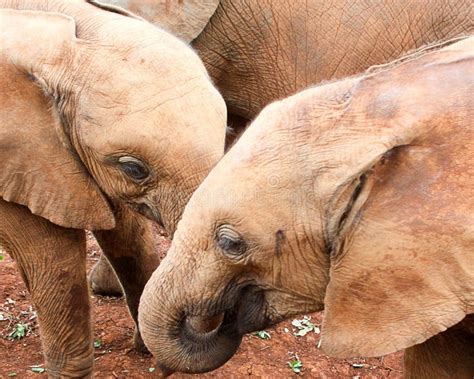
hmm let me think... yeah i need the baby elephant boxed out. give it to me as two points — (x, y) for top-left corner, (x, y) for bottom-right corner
(139, 36), (474, 377)
(0, 1), (225, 377)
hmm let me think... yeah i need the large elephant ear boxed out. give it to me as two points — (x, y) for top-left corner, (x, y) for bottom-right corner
(102, 0), (220, 42)
(318, 42), (474, 358)
(0, 9), (115, 230)
(320, 154), (474, 357)
(86, 0), (144, 19)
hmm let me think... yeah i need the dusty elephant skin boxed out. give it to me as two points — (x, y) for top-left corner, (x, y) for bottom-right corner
(114, 0), (473, 119)
(90, 0), (474, 295)
(138, 37), (474, 377)
(0, 0), (225, 376)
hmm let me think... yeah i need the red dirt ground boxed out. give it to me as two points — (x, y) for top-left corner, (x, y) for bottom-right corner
(0, 233), (403, 378)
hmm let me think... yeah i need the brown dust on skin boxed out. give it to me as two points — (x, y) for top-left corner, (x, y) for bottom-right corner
(1, 0), (226, 375)
(136, 37), (473, 375)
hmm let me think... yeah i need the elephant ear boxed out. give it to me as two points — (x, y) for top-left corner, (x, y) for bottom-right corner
(102, 0), (220, 42)
(318, 43), (474, 358)
(86, 0), (144, 19)
(0, 9), (115, 230)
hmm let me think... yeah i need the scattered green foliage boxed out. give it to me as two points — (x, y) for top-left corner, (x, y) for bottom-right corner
(94, 339), (102, 348)
(148, 367), (156, 373)
(288, 355), (303, 374)
(254, 330), (271, 340)
(291, 316), (320, 337)
(31, 366), (45, 374)
(8, 323), (29, 340)
(7, 372), (17, 377)
(6, 298), (15, 305)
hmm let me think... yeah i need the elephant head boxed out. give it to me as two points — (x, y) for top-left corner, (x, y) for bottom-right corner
(0, 4), (226, 233)
(138, 37), (474, 373)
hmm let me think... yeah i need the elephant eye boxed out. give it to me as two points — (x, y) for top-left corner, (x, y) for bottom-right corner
(118, 156), (149, 182)
(216, 225), (247, 258)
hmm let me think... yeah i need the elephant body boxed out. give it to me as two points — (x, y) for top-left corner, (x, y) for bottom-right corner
(117, 0), (474, 119)
(193, 0), (473, 120)
(138, 36), (474, 377)
(0, 0), (225, 376)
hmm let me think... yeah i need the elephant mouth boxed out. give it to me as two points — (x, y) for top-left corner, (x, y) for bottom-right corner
(155, 285), (271, 374)
(130, 201), (165, 228)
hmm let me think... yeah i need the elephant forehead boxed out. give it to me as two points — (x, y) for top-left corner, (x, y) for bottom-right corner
(229, 78), (355, 167)
(79, 81), (226, 163)
(82, 19), (210, 100)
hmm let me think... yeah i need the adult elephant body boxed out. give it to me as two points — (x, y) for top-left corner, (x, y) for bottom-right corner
(0, 0), (225, 376)
(117, 0), (473, 119)
(91, 0), (474, 294)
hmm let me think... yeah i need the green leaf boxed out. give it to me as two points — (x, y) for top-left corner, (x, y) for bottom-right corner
(294, 329), (309, 337)
(254, 330), (271, 340)
(9, 323), (28, 340)
(31, 367), (46, 374)
(148, 368), (156, 373)
(8, 372), (17, 377)
(288, 359), (303, 374)
(291, 319), (303, 328)
(94, 339), (102, 348)
(0, 254), (4, 261)
(292, 316), (320, 337)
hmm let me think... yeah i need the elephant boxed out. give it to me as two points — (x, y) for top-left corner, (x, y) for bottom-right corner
(91, 0), (474, 295)
(0, 1), (225, 376)
(138, 36), (474, 377)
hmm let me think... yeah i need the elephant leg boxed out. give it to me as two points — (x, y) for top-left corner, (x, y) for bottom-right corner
(89, 253), (123, 296)
(404, 315), (474, 379)
(0, 200), (93, 377)
(92, 203), (160, 352)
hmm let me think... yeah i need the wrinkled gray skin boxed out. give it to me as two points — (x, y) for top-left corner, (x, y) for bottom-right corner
(191, 0), (473, 119)
(92, 0), (474, 295)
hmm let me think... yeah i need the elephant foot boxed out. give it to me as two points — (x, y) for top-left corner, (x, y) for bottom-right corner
(134, 328), (151, 354)
(46, 357), (93, 379)
(89, 255), (123, 296)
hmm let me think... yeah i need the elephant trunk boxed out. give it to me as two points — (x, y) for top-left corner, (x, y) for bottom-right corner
(138, 251), (242, 374)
